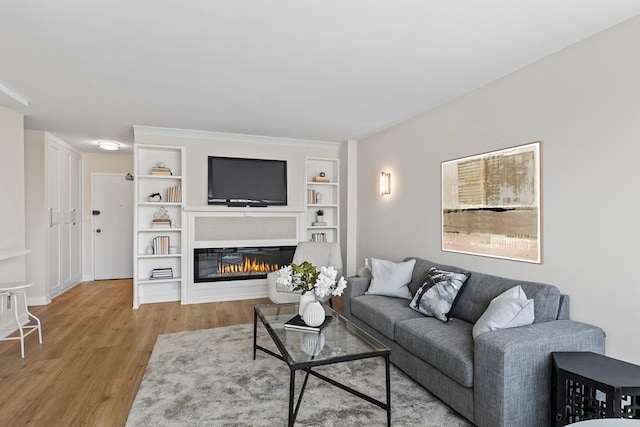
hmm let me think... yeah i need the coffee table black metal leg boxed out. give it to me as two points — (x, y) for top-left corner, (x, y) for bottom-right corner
(289, 369), (296, 426)
(385, 354), (391, 426)
(253, 308), (257, 360)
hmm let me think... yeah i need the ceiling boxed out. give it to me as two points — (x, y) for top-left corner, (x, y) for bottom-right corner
(2, 1), (640, 153)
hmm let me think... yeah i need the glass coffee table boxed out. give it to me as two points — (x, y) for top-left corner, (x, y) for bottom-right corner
(253, 302), (391, 427)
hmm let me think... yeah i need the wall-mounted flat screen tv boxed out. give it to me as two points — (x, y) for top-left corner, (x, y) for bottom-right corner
(208, 156), (287, 206)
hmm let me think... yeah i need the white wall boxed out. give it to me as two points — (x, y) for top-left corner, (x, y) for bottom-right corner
(357, 16), (640, 364)
(81, 153), (133, 280)
(0, 107), (27, 278)
(0, 106), (27, 330)
(23, 130), (47, 304)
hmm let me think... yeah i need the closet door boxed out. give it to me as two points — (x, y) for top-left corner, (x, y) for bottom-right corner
(67, 151), (82, 287)
(60, 147), (82, 290)
(48, 142), (62, 298)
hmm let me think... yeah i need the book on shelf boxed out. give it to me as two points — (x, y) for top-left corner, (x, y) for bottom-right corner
(150, 267), (173, 279)
(152, 219), (172, 228)
(312, 221), (327, 226)
(166, 186), (182, 203)
(307, 189), (324, 204)
(151, 167), (172, 175)
(313, 176), (330, 183)
(152, 236), (170, 254)
(284, 314), (332, 333)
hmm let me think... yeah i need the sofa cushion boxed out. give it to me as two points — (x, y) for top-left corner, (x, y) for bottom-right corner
(366, 258), (415, 299)
(448, 271), (561, 324)
(472, 285), (534, 340)
(404, 257), (562, 324)
(409, 267), (470, 322)
(350, 295), (424, 340)
(395, 317), (475, 388)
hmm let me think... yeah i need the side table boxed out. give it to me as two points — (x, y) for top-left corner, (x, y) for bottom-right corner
(552, 352), (640, 426)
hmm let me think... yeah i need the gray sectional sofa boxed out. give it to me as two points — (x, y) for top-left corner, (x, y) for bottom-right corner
(343, 257), (606, 427)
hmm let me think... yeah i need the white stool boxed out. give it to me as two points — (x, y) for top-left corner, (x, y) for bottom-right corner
(0, 283), (43, 358)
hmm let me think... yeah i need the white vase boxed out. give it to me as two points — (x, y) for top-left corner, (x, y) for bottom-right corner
(303, 301), (326, 327)
(299, 292), (316, 316)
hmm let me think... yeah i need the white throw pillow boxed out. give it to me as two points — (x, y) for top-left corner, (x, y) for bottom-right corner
(365, 258), (416, 299)
(472, 285), (534, 340)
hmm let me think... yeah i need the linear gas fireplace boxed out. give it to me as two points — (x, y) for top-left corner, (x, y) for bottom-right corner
(194, 246), (296, 283)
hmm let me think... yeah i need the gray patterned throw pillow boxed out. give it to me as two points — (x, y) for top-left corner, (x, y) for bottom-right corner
(410, 267), (470, 322)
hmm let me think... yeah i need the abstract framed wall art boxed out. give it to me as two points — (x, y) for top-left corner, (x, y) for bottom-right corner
(441, 142), (541, 263)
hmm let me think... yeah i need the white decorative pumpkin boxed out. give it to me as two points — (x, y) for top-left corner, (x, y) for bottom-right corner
(303, 301), (326, 327)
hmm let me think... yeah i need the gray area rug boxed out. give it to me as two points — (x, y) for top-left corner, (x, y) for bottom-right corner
(127, 323), (472, 426)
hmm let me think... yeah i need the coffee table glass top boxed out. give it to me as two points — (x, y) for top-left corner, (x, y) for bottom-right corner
(254, 303), (389, 367)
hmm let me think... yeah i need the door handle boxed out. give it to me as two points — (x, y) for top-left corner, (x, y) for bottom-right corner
(96, 229), (102, 233)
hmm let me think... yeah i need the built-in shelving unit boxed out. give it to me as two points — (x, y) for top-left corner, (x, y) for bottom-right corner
(305, 157), (339, 243)
(133, 144), (186, 308)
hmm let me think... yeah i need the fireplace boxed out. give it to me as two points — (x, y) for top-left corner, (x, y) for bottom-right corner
(194, 246), (296, 283)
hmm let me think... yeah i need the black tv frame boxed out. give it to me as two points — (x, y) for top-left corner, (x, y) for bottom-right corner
(207, 156), (288, 207)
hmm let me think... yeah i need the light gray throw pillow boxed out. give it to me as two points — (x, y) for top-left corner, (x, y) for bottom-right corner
(472, 285), (535, 340)
(365, 258), (415, 299)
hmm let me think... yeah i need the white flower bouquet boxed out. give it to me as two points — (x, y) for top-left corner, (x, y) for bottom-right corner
(275, 261), (347, 299)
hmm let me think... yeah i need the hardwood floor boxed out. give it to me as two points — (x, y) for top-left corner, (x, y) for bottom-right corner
(0, 279), (280, 427)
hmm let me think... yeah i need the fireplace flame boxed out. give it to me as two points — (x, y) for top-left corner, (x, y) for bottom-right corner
(218, 258), (280, 275)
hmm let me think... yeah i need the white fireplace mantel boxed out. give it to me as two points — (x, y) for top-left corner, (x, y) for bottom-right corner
(182, 209), (305, 304)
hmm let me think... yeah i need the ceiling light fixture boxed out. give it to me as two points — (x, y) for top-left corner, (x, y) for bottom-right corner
(97, 140), (120, 151)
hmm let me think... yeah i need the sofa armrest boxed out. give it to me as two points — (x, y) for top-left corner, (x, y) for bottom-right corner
(343, 276), (370, 319)
(474, 320), (605, 427)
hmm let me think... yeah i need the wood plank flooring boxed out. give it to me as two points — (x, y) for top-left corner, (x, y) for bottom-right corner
(0, 279), (341, 426)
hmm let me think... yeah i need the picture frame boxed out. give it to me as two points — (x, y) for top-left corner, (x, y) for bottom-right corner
(441, 141), (541, 263)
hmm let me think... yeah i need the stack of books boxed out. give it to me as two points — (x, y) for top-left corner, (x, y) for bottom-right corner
(307, 189), (318, 204)
(313, 175), (330, 183)
(152, 219), (172, 228)
(312, 221), (327, 226)
(167, 186), (181, 203)
(151, 166), (172, 175)
(152, 236), (170, 254)
(284, 314), (332, 333)
(150, 267), (173, 279)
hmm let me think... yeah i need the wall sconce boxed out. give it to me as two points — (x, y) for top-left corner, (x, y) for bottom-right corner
(380, 172), (391, 196)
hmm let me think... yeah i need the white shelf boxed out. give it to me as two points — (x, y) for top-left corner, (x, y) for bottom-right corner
(133, 144), (186, 308)
(138, 202), (182, 206)
(0, 250), (30, 261)
(138, 254), (182, 258)
(138, 174), (183, 179)
(305, 157), (339, 243)
(306, 181), (337, 186)
(137, 276), (182, 285)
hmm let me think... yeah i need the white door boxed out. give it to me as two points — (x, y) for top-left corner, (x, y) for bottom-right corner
(48, 143), (62, 297)
(93, 174), (134, 280)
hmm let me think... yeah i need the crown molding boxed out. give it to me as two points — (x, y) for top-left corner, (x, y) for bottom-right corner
(133, 126), (341, 149)
(0, 80), (29, 108)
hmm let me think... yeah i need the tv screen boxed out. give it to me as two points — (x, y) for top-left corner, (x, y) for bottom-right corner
(208, 156), (287, 206)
